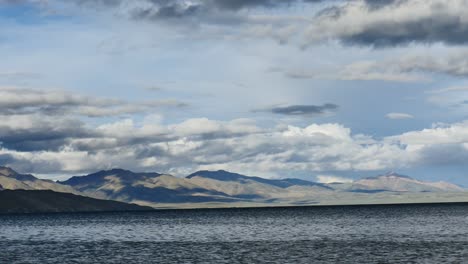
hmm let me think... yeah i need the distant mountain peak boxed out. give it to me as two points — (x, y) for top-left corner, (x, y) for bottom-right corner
(355, 172), (464, 193)
(0, 166), (17, 177)
(383, 171), (411, 178)
(85, 168), (141, 179)
(61, 168), (163, 187)
(186, 170), (246, 180)
(0, 166), (37, 181)
(99, 168), (133, 174)
(97, 168), (164, 177)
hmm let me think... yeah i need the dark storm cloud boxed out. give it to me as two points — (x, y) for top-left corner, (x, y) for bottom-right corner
(260, 103), (339, 116)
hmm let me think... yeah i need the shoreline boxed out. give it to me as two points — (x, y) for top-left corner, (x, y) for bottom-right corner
(2, 200), (468, 215)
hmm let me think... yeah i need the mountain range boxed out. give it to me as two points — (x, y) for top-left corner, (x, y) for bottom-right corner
(0, 167), (78, 194)
(0, 167), (152, 213)
(0, 166), (466, 209)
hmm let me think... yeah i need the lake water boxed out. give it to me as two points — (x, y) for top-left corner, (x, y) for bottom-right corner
(1, 203), (468, 263)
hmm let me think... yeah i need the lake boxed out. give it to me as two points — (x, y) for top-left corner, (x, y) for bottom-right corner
(1, 203), (468, 263)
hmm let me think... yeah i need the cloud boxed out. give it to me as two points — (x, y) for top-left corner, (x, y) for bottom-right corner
(3, 0), (409, 48)
(426, 85), (468, 109)
(0, 113), (94, 152)
(388, 121), (468, 145)
(0, 87), (117, 113)
(428, 86), (468, 94)
(416, 143), (468, 166)
(394, 51), (468, 78)
(63, 0), (324, 23)
(73, 0), (326, 13)
(77, 100), (188, 117)
(207, 0), (327, 11)
(283, 49), (468, 83)
(316, 175), (353, 184)
(144, 86), (164, 92)
(0, 119), (409, 175)
(8, 0), (325, 41)
(0, 87), (187, 117)
(0, 87), (188, 152)
(305, 0), (468, 47)
(284, 61), (428, 82)
(257, 103), (339, 116)
(3, 1), (468, 178)
(169, 118), (261, 138)
(386, 112), (414, 120)
(0, 108), (468, 178)
(12, 0), (463, 50)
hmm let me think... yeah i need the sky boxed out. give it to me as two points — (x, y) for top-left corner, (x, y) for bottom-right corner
(1, 0), (468, 184)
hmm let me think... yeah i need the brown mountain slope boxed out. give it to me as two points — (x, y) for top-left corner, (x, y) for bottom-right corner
(0, 167), (79, 194)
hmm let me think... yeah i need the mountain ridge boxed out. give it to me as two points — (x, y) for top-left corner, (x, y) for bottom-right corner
(1, 166), (466, 209)
(0, 166), (80, 194)
(187, 170), (332, 189)
(60, 167), (465, 207)
(353, 172), (464, 192)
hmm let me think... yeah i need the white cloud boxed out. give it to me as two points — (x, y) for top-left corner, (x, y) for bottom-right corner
(386, 113), (414, 120)
(0, 119), (408, 175)
(388, 121), (468, 145)
(0, 111), (467, 178)
(0, 88), (467, 179)
(316, 175), (353, 184)
(304, 0), (468, 47)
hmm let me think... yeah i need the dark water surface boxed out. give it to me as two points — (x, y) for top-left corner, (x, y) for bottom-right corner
(1, 203), (468, 263)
